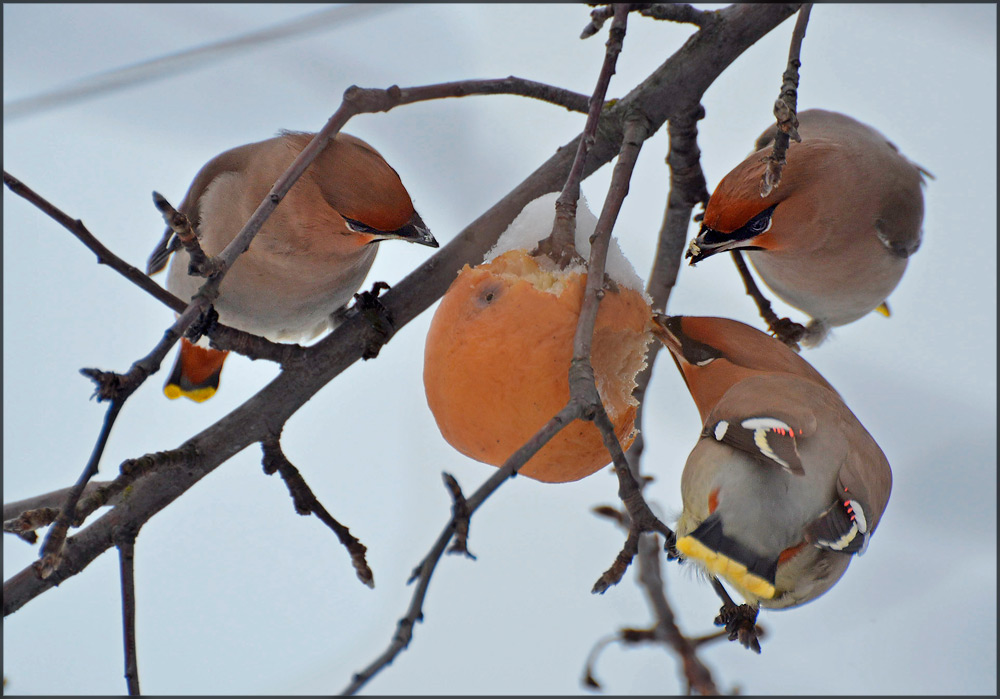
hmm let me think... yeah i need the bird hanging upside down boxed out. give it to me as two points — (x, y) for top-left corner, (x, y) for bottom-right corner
(653, 314), (892, 613)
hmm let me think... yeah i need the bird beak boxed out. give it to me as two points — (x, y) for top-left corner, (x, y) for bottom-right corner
(685, 226), (745, 265)
(650, 313), (683, 355)
(354, 211), (439, 248)
(380, 211), (439, 248)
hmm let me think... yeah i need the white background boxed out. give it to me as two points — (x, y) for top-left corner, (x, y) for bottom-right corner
(4, 4), (996, 695)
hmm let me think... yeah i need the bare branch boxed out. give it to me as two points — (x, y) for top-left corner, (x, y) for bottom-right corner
(4, 481), (113, 522)
(260, 438), (374, 588)
(636, 4), (718, 28)
(117, 534), (140, 695)
(626, 102), (710, 495)
(151, 192), (221, 277)
(344, 403), (582, 695)
(538, 5), (630, 268)
(636, 534), (719, 694)
(4, 508), (57, 544)
(583, 3), (716, 39)
(581, 632), (621, 689)
(2, 171), (187, 314)
(761, 3), (812, 196)
(654, 104), (710, 311)
(586, 523), (719, 693)
(593, 528), (642, 594)
(75, 448), (195, 526)
(351, 76), (591, 113)
(729, 250), (806, 349)
(578, 109), (681, 593)
(442, 473), (475, 560)
(596, 101), (717, 689)
(342, 521), (448, 696)
(35, 395), (125, 578)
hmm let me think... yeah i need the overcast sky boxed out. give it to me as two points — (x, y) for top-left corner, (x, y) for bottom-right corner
(3, 4), (996, 696)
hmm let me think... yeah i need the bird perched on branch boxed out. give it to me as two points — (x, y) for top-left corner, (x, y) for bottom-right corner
(147, 130), (437, 402)
(653, 314), (892, 610)
(686, 109), (928, 347)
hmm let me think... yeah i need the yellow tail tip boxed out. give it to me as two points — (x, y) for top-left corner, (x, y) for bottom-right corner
(164, 383), (217, 403)
(676, 535), (777, 600)
(875, 301), (891, 318)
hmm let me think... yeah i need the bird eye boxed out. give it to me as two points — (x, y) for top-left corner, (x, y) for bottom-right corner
(748, 212), (772, 234)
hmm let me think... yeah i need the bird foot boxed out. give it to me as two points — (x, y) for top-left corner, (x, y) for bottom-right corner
(715, 602), (763, 654)
(767, 316), (807, 351)
(186, 306), (221, 343)
(352, 281), (395, 359)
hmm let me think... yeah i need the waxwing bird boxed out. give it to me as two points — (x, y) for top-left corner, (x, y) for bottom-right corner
(652, 314), (892, 610)
(147, 130), (438, 402)
(686, 109), (928, 346)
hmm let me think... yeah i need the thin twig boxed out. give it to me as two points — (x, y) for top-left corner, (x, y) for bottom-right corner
(636, 4), (717, 28)
(580, 537), (718, 694)
(537, 4), (629, 268)
(35, 396), (125, 578)
(117, 533), (141, 695)
(1, 171), (303, 364)
(622, 101), (709, 482)
(552, 6), (677, 592)
(581, 631), (623, 689)
(260, 438), (374, 588)
(591, 103), (714, 691)
(730, 250), (805, 349)
(3, 481), (114, 522)
(343, 404), (582, 695)
(34, 352), (212, 576)
(582, 111), (679, 594)
(3, 508), (58, 544)
(2, 171), (187, 314)
(442, 473), (475, 559)
(636, 534), (718, 694)
(151, 192), (221, 277)
(582, 3), (715, 39)
(760, 3), (812, 196)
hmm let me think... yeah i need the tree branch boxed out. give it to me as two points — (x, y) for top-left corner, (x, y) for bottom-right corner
(729, 249), (806, 349)
(117, 534), (141, 696)
(635, 533), (719, 694)
(537, 5), (629, 268)
(3, 481), (114, 523)
(342, 404), (582, 695)
(260, 437), (374, 588)
(581, 3), (717, 39)
(760, 3), (812, 196)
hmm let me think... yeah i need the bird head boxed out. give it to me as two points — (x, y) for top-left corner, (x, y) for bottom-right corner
(685, 146), (808, 264)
